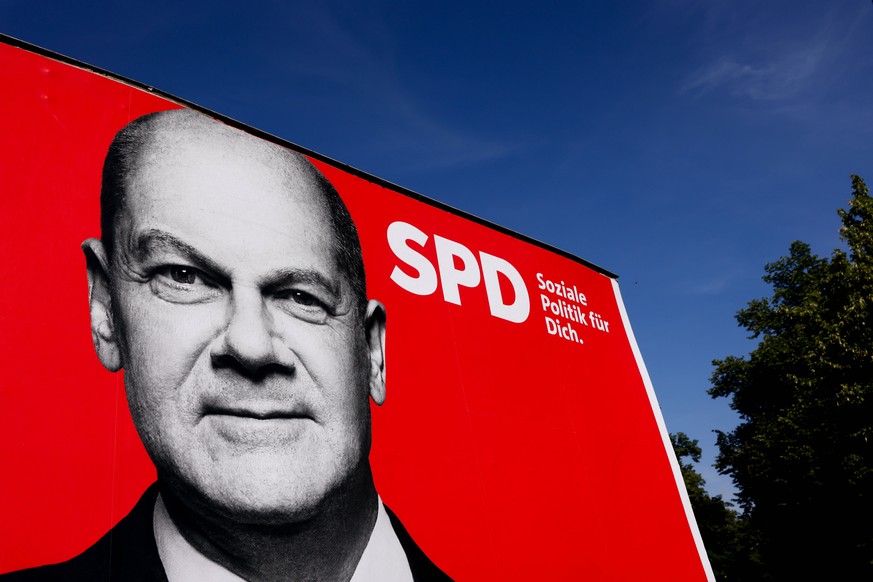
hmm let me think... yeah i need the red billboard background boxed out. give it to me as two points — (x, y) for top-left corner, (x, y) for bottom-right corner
(0, 38), (713, 580)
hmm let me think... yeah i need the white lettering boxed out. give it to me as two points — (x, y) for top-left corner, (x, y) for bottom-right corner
(387, 221), (438, 296)
(535, 272), (587, 306)
(544, 316), (583, 344)
(434, 235), (481, 305)
(388, 221), (531, 324)
(480, 252), (529, 323)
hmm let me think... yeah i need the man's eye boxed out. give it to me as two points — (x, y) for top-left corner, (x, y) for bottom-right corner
(289, 290), (320, 307)
(151, 265), (220, 304)
(274, 289), (331, 323)
(169, 266), (198, 285)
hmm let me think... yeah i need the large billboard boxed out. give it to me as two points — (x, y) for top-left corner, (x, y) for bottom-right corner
(0, 36), (713, 580)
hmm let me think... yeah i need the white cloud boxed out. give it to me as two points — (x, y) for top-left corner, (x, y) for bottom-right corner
(676, 1), (872, 107)
(681, 41), (828, 101)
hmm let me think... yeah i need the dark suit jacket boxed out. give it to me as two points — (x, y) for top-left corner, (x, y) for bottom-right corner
(2, 484), (452, 581)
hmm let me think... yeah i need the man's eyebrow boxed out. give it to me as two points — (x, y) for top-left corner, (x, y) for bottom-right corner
(134, 229), (226, 277)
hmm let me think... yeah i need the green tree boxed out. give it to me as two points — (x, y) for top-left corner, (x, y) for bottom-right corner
(671, 432), (762, 581)
(709, 175), (873, 580)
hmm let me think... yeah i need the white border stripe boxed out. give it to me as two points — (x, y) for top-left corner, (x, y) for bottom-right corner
(611, 278), (716, 582)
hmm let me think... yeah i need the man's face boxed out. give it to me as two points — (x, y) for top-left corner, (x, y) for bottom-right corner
(97, 124), (379, 523)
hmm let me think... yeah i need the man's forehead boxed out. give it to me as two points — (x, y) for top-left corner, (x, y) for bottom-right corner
(123, 115), (330, 214)
(134, 113), (309, 180)
(114, 113), (343, 264)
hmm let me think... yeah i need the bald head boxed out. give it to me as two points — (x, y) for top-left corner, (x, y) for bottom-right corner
(100, 109), (367, 316)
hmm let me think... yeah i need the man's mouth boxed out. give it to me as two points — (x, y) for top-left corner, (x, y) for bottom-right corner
(199, 402), (316, 444)
(201, 396), (316, 420)
(204, 406), (312, 420)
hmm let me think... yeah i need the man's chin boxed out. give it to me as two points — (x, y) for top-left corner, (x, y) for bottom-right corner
(199, 473), (334, 527)
(156, 444), (371, 527)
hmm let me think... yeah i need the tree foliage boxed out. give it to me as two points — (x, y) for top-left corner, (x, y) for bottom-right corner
(671, 433), (762, 581)
(709, 175), (873, 579)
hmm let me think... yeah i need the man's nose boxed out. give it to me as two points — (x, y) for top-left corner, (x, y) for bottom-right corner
(213, 288), (286, 373)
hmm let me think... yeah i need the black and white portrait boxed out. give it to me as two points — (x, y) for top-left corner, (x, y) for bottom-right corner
(1, 109), (451, 582)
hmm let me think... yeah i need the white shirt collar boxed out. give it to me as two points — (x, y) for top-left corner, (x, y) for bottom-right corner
(349, 500), (413, 582)
(153, 494), (413, 582)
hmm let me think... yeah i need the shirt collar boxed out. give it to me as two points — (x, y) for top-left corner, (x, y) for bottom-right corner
(349, 499), (413, 582)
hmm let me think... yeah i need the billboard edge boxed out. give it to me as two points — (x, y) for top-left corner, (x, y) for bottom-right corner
(610, 278), (716, 582)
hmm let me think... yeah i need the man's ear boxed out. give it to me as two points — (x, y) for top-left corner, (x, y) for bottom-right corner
(364, 300), (386, 406)
(82, 238), (122, 372)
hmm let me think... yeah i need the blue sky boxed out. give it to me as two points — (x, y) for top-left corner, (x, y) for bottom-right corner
(4, 0), (872, 500)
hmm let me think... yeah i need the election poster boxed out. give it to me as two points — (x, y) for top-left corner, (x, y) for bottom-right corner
(0, 36), (714, 580)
